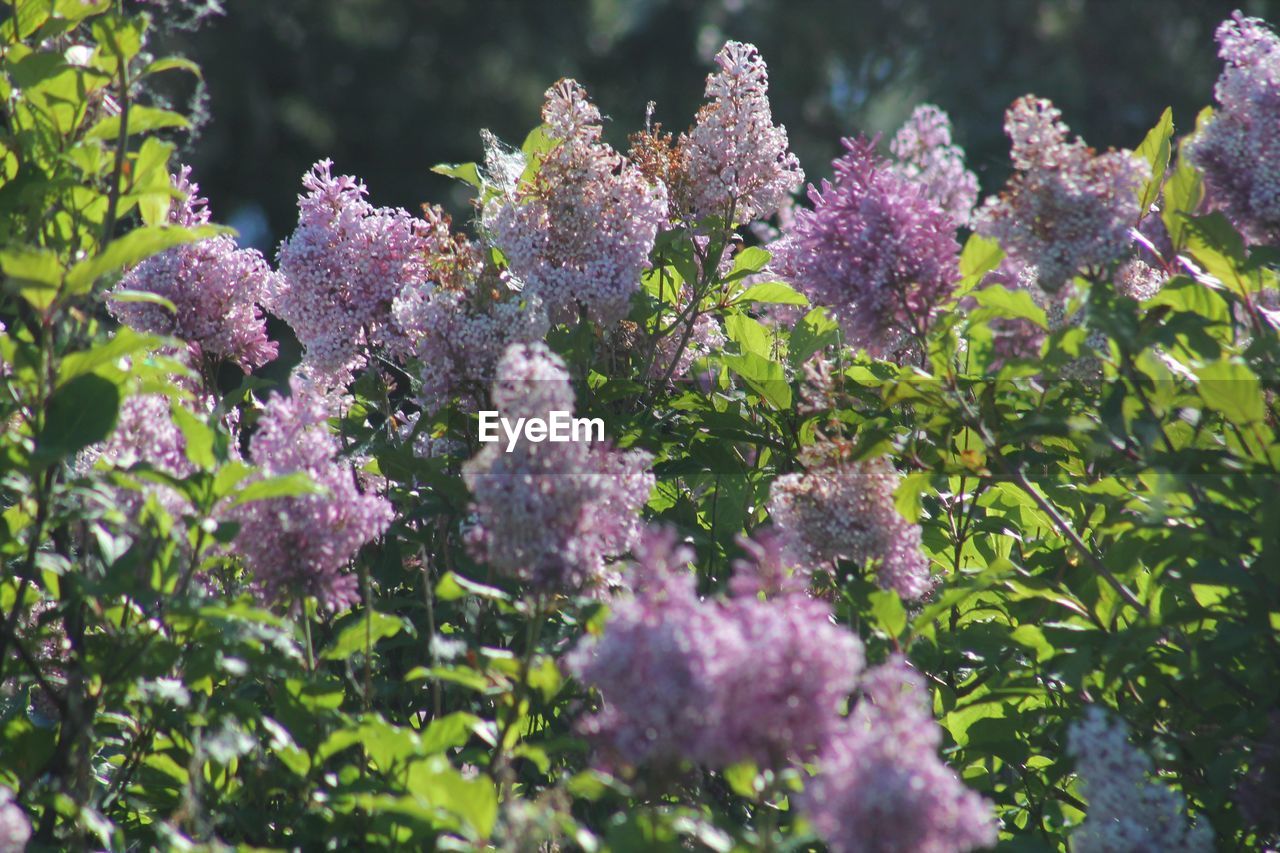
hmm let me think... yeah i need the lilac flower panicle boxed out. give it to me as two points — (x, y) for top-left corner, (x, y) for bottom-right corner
(771, 137), (962, 355)
(462, 343), (654, 593)
(769, 455), (934, 599)
(567, 526), (863, 772)
(729, 527), (810, 599)
(799, 657), (998, 853)
(109, 167), (279, 371)
(1188, 12), (1280, 244)
(390, 206), (548, 411)
(0, 786), (31, 853)
(1067, 709), (1213, 853)
(889, 105), (980, 227)
(230, 379), (393, 611)
(484, 80), (668, 326)
(680, 41), (804, 223)
(271, 160), (432, 384)
(975, 97), (1148, 292)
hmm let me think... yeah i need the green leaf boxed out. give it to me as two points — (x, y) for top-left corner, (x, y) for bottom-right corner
(970, 285), (1048, 327)
(725, 313), (773, 358)
(228, 472), (324, 507)
(36, 373), (120, 466)
(723, 352), (791, 410)
(1195, 360), (1264, 425)
(169, 404), (215, 470)
(64, 224), (223, 296)
(959, 233), (1005, 279)
(321, 611), (405, 661)
(419, 712), (484, 754)
(868, 589), (908, 638)
(140, 56), (202, 79)
(435, 571), (510, 602)
(1135, 107), (1174, 213)
(733, 280), (808, 306)
(431, 162), (482, 190)
(788, 307), (840, 368)
(1162, 143), (1205, 251)
(86, 106), (190, 141)
(1, 246), (63, 311)
(107, 288), (176, 315)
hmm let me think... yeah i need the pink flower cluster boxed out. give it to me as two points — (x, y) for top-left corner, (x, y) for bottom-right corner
(566, 526), (864, 771)
(461, 343), (654, 592)
(771, 137), (961, 355)
(799, 657), (999, 853)
(110, 167), (279, 371)
(230, 379), (393, 611)
(485, 81), (668, 326)
(768, 455), (934, 600)
(1188, 12), (1280, 244)
(889, 105), (980, 228)
(1067, 709), (1213, 852)
(390, 206), (548, 411)
(679, 41), (805, 224)
(271, 161), (432, 384)
(0, 786), (30, 853)
(975, 97), (1148, 292)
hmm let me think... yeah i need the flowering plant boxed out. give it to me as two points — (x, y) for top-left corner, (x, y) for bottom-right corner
(2, 4), (1279, 850)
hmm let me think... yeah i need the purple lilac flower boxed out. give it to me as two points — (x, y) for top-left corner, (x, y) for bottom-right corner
(1188, 12), (1280, 244)
(729, 527), (810, 599)
(1067, 708), (1213, 852)
(975, 96), (1148, 292)
(771, 137), (962, 355)
(769, 454), (934, 599)
(109, 167), (278, 372)
(0, 786), (31, 853)
(230, 378), (393, 611)
(647, 285), (726, 385)
(390, 206), (548, 411)
(679, 41), (804, 224)
(567, 526), (863, 772)
(462, 343), (654, 593)
(484, 80), (668, 326)
(889, 105), (980, 228)
(799, 656), (998, 853)
(270, 161), (432, 385)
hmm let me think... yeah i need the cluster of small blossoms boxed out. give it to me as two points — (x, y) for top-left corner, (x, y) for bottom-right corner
(566, 526), (864, 772)
(889, 105), (980, 228)
(678, 41), (805, 224)
(1067, 708), (1213, 852)
(462, 343), (654, 593)
(94, 392), (202, 527)
(768, 453), (934, 599)
(271, 161), (432, 384)
(771, 137), (961, 355)
(484, 81), (668, 326)
(1115, 259), (1168, 302)
(799, 657), (999, 853)
(975, 97), (1148, 293)
(390, 206), (548, 411)
(1188, 13), (1280, 244)
(230, 379), (393, 611)
(0, 787), (31, 853)
(109, 167), (278, 371)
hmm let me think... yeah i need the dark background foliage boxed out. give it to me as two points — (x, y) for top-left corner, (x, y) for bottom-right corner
(164, 0), (1269, 251)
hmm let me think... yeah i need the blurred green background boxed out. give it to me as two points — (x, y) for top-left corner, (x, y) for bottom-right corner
(161, 0), (1270, 250)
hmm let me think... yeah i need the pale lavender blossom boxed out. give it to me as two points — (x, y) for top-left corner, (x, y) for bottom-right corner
(1188, 12), (1280, 244)
(230, 378), (393, 611)
(799, 656), (998, 853)
(270, 161), (432, 384)
(1067, 708), (1213, 853)
(769, 454), (934, 599)
(484, 80), (668, 326)
(771, 137), (962, 355)
(1115, 259), (1168, 301)
(647, 287), (725, 385)
(0, 787), (30, 853)
(390, 206), (548, 411)
(679, 41), (804, 223)
(890, 105), (980, 227)
(109, 167), (278, 371)
(567, 526), (863, 772)
(729, 527), (810, 599)
(975, 97), (1148, 292)
(462, 343), (654, 593)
